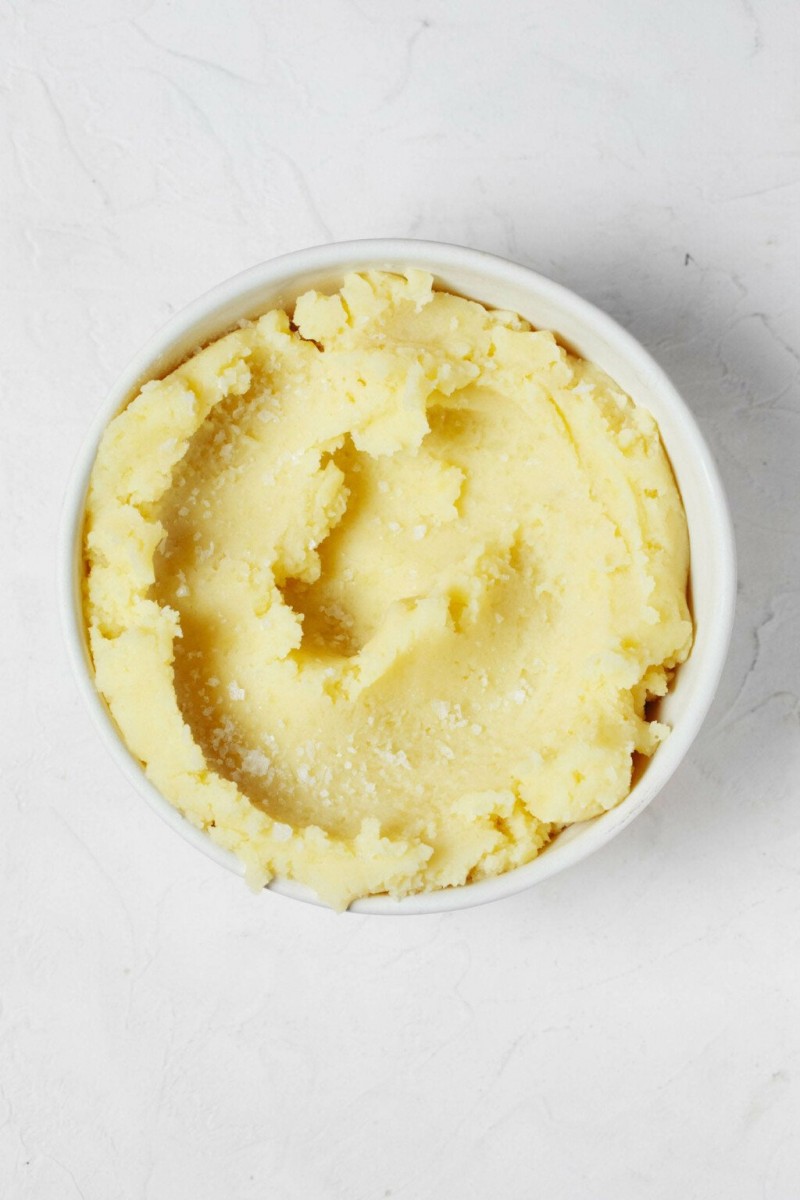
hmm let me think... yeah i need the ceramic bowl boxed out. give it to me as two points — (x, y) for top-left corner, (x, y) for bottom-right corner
(60, 239), (736, 913)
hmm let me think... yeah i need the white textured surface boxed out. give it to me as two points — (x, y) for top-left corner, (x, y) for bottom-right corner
(2, 0), (799, 1195)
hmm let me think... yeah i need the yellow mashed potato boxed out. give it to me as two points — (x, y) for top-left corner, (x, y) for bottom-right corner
(84, 270), (692, 909)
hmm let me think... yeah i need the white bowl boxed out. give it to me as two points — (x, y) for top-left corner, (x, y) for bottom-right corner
(60, 239), (736, 914)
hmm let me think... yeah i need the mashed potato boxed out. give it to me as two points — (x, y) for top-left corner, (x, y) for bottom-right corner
(83, 270), (692, 909)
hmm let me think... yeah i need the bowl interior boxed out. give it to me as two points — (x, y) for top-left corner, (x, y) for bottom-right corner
(64, 241), (735, 915)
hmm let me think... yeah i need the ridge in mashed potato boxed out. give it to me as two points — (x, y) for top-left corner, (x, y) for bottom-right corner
(83, 270), (692, 909)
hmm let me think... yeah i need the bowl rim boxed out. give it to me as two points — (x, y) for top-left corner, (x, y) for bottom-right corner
(59, 237), (737, 915)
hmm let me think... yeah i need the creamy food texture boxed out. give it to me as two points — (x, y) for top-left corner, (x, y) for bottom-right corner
(84, 270), (692, 909)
